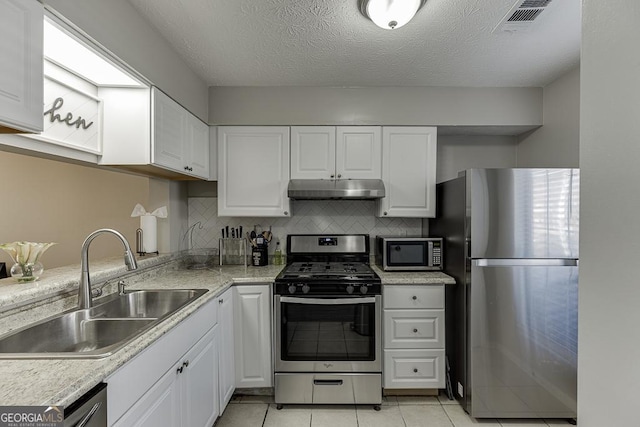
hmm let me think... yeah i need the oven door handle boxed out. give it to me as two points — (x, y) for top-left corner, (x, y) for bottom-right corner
(279, 296), (377, 305)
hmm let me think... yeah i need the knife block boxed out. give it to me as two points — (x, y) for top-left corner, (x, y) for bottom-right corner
(219, 238), (247, 266)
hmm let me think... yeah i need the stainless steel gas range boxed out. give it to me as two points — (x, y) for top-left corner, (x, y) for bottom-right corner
(274, 234), (382, 410)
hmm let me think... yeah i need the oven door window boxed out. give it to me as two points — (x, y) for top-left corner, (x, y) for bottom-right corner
(281, 300), (375, 361)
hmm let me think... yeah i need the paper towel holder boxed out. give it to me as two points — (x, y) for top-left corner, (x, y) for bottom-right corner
(136, 228), (159, 256)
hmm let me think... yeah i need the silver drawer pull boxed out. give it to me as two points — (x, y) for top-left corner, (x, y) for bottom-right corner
(76, 402), (101, 427)
(314, 379), (343, 386)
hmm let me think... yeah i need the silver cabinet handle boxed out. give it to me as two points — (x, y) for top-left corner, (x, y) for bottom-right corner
(76, 402), (102, 427)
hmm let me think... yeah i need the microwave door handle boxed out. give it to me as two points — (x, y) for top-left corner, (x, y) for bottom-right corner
(279, 296), (377, 305)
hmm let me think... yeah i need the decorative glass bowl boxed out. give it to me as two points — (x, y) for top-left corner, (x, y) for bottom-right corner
(0, 242), (56, 282)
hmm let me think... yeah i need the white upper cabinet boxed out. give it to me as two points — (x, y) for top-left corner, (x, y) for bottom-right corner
(186, 112), (210, 178)
(377, 127), (437, 218)
(100, 87), (210, 180)
(153, 88), (186, 171)
(218, 126), (290, 217)
(0, 0), (43, 133)
(152, 87), (210, 179)
(291, 126), (382, 180)
(291, 126), (336, 179)
(336, 126), (382, 180)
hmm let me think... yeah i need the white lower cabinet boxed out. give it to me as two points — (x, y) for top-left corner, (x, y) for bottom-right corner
(217, 288), (235, 413)
(234, 284), (273, 388)
(113, 327), (218, 427)
(107, 298), (219, 427)
(383, 284), (445, 389)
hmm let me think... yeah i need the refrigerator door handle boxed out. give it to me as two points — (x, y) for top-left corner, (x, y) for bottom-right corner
(473, 259), (579, 267)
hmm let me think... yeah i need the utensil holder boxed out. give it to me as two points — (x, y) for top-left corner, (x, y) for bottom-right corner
(251, 246), (268, 266)
(219, 238), (247, 266)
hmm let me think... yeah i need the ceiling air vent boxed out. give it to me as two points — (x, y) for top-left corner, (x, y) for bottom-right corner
(493, 0), (553, 33)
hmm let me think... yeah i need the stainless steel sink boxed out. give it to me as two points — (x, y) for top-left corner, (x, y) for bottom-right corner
(89, 289), (208, 319)
(0, 289), (208, 359)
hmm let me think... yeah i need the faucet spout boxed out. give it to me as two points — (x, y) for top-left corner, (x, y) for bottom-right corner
(78, 229), (138, 309)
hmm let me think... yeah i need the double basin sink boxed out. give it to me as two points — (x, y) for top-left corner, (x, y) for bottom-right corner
(0, 289), (208, 359)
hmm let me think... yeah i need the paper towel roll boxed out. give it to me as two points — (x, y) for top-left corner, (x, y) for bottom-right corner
(140, 214), (157, 253)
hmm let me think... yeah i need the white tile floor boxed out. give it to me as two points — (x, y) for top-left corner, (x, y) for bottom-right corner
(214, 393), (576, 427)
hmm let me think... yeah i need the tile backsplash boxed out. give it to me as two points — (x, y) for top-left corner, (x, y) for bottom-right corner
(187, 198), (422, 254)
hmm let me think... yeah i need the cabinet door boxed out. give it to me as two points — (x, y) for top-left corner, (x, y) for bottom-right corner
(383, 349), (445, 388)
(234, 285), (272, 388)
(378, 127), (437, 218)
(186, 113), (210, 179)
(383, 284), (444, 310)
(112, 361), (181, 427)
(182, 327), (219, 427)
(0, 0), (43, 133)
(218, 289), (235, 413)
(218, 127), (290, 217)
(336, 126), (382, 179)
(383, 309), (445, 349)
(291, 126), (336, 179)
(152, 87), (186, 172)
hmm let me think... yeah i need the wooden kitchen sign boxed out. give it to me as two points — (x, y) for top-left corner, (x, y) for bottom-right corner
(27, 74), (103, 154)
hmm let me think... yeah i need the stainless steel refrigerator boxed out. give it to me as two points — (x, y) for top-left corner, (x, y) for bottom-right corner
(429, 169), (578, 419)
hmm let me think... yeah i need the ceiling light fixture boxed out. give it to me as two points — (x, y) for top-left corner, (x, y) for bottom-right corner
(359, 0), (427, 30)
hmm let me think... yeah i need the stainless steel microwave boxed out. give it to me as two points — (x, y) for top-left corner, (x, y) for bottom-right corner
(375, 237), (443, 271)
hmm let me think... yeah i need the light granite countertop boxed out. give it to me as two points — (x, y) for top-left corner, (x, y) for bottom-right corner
(0, 258), (453, 408)
(0, 259), (284, 408)
(372, 265), (456, 285)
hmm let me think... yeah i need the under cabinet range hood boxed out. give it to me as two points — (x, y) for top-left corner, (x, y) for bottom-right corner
(288, 179), (385, 200)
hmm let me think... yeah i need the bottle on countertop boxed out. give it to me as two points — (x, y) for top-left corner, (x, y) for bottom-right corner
(274, 241), (283, 265)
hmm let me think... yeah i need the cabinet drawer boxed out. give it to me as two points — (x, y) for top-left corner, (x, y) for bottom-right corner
(383, 285), (444, 309)
(383, 349), (445, 389)
(384, 309), (444, 349)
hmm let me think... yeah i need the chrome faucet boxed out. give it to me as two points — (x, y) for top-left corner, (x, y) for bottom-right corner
(78, 229), (138, 309)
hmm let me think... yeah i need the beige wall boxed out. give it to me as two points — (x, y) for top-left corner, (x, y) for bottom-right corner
(517, 66), (580, 167)
(578, 1), (640, 425)
(0, 151), (150, 269)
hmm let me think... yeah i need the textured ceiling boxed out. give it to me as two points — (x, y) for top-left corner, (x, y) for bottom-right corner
(127, 0), (580, 87)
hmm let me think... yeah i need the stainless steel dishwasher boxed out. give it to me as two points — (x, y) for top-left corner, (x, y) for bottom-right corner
(64, 383), (107, 427)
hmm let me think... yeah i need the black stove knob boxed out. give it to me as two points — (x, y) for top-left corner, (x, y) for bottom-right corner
(346, 285), (355, 294)
(360, 285), (369, 295)
(288, 285), (297, 294)
(302, 284), (310, 294)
